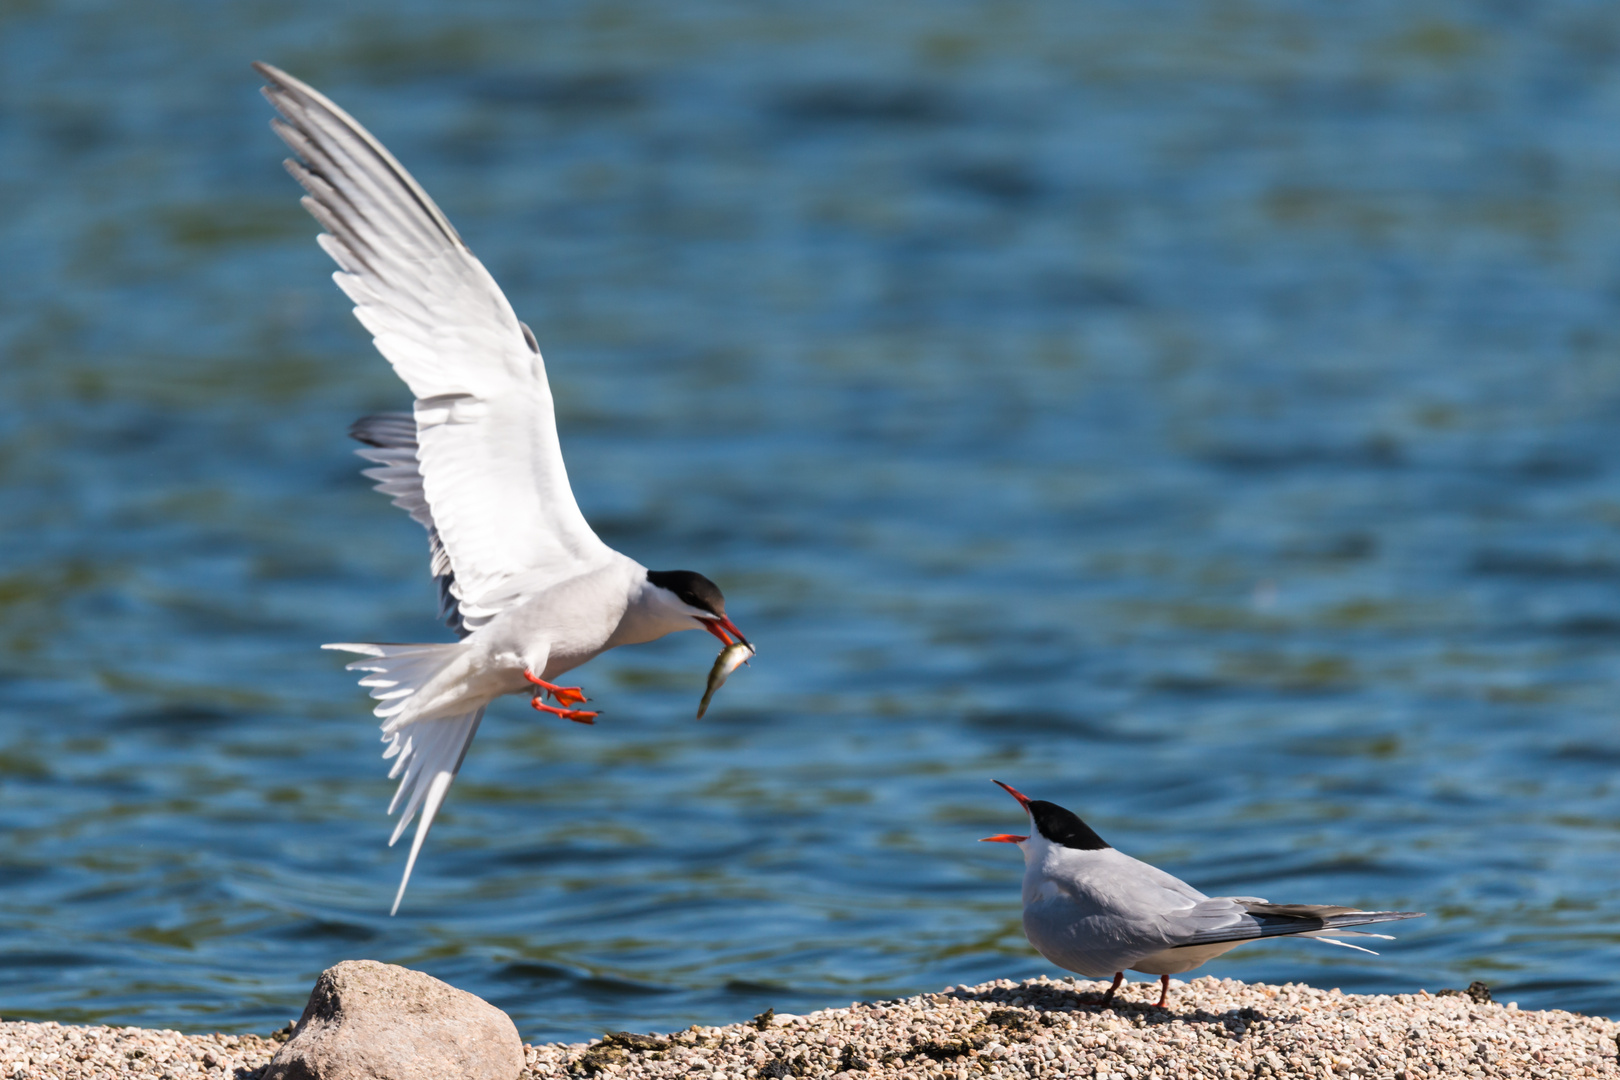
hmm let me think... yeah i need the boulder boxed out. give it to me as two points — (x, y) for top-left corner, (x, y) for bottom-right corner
(265, 959), (524, 1080)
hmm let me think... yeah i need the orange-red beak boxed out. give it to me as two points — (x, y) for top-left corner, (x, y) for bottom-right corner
(992, 779), (1032, 811)
(701, 616), (749, 648)
(981, 780), (1033, 843)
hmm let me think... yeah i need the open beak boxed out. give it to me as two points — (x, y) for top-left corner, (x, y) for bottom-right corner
(982, 780), (1032, 843)
(992, 779), (1032, 811)
(700, 616), (750, 649)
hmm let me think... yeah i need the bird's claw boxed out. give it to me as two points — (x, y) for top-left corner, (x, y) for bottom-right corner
(530, 697), (601, 725)
(524, 671), (590, 705)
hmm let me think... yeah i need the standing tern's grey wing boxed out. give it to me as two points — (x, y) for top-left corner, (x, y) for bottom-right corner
(1166, 898), (1425, 948)
(255, 62), (614, 628)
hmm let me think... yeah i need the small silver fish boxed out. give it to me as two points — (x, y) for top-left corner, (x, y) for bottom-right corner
(697, 641), (755, 719)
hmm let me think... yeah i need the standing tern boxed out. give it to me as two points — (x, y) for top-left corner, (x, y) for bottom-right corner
(255, 63), (750, 913)
(982, 781), (1422, 1008)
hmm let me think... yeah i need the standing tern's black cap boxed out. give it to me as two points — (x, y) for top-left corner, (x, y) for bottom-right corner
(1027, 800), (1111, 851)
(992, 780), (1111, 851)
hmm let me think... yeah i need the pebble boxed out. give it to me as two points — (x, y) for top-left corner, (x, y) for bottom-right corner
(0, 1022), (281, 1079)
(4, 975), (1617, 1078)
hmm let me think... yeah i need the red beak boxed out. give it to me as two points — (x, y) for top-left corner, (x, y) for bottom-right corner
(992, 779), (1032, 811)
(983, 781), (1032, 843)
(701, 615), (749, 648)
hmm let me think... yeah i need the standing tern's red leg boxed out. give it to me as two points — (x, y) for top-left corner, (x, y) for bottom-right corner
(530, 698), (599, 724)
(1099, 971), (1123, 1008)
(524, 671), (589, 706)
(1154, 974), (1169, 1009)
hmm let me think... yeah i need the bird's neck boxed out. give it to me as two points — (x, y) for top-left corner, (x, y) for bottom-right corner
(609, 575), (701, 647)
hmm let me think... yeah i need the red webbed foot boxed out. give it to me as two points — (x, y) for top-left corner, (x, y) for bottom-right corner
(546, 684), (589, 706)
(531, 698), (600, 725)
(524, 671), (590, 706)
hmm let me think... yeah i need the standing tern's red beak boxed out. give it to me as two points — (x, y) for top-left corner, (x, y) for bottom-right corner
(701, 616), (750, 648)
(992, 779), (1033, 811)
(981, 780), (1033, 842)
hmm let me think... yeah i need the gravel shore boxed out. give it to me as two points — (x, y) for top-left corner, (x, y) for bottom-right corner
(5, 975), (1617, 1079)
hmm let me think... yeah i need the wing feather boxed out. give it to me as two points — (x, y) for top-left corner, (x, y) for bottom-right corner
(350, 412), (464, 633)
(257, 62), (613, 611)
(1167, 899), (1423, 949)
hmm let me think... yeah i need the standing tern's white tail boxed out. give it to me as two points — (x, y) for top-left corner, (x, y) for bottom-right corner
(325, 641), (482, 914)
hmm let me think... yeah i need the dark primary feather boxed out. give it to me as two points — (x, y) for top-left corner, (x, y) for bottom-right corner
(254, 61), (465, 252)
(348, 411), (468, 637)
(349, 412), (416, 448)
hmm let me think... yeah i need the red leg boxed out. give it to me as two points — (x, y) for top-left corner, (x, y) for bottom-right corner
(1154, 973), (1169, 1009)
(1099, 971), (1123, 1007)
(524, 671), (589, 706)
(530, 698), (598, 724)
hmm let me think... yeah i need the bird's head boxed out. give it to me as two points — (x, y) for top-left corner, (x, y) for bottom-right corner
(981, 780), (1111, 853)
(646, 569), (749, 647)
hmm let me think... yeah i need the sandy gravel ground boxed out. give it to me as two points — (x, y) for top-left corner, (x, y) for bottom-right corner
(4, 975), (1617, 1079)
(0, 1026), (279, 1080)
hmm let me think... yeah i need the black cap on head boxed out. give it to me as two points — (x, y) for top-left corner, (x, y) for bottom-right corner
(647, 569), (725, 617)
(1028, 800), (1110, 851)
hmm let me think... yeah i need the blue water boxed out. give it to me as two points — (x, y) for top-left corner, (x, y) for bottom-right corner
(5, 0), (1620, 1045)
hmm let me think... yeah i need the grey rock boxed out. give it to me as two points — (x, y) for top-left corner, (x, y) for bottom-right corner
(266, 959), (524, 1080)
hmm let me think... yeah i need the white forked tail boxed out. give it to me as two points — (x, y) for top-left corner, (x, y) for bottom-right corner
(1302, 929), (1397, 956)
(324, 641), (482, 914)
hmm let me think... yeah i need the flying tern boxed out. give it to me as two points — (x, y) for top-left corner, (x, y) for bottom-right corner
(982, 781), (1422, 1008)
(255, 63), (750, 913)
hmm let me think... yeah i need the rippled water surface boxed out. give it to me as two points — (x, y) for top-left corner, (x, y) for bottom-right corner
(6, 0), (1620, 1043)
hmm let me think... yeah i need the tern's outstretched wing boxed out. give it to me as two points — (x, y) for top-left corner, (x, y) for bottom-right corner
(257, 62), (613, 628)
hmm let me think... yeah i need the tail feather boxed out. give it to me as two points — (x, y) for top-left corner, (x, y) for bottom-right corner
(1307, 936), (1383, 956)
(325, 641), (460, 724)
(386, 711), (479, 838)
(393, 767), (456, 916)
(384, 708), (483, 915)
(325, 641), (483, 914)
